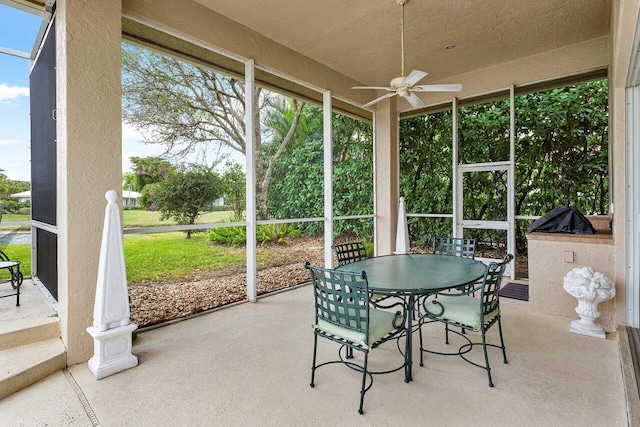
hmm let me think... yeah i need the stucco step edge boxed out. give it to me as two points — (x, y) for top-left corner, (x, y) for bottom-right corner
(0, 317), (60, 351)
(0, 338), (67, 401)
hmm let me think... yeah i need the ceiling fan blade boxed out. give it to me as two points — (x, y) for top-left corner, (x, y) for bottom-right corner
(403, 70), (428, 87)
(412, 83), (463, 92)
(362, 92), (397, 109)
(352, 86), (394, 90)
(404, 92), (425, 108)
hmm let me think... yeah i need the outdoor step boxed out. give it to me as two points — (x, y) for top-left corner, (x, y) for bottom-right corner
(0, 338), (66, 401)
(0, 316), (60, 351)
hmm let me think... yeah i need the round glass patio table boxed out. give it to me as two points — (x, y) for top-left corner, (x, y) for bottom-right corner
(337, 254), (487, 382)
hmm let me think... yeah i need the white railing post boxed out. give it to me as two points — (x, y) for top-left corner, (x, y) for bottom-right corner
(245, 59), (257, 302)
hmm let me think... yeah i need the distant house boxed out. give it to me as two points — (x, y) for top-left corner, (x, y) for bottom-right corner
(9, 190), (31, 203)
(122, 190), (142, 207)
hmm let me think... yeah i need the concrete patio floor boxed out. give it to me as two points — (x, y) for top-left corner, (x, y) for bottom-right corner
(0, 283), (628, 426)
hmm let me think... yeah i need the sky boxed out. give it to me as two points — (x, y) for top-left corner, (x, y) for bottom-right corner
(0, 4), (197, 185)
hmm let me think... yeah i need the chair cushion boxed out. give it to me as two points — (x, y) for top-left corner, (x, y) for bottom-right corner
(316, 308), (404, 348)
(424, 295), (498, 331)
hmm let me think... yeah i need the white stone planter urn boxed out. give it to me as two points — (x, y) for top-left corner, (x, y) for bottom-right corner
(563, 267), (615, 339)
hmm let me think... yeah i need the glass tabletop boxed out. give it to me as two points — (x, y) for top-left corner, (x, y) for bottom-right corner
(337, 254), (486, 294)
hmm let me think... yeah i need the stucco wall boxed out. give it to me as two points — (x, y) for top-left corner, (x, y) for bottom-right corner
(56, 0), (123, 364)
(527, 234), (615, 332)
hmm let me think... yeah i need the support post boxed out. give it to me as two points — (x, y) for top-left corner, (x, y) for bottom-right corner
(245, 59), (257, 302)
(324, 91), (333, 268)
(374, 97), (399, 255)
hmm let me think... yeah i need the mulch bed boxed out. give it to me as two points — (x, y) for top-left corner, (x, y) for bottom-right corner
(129, 237), (325, 328)
(129, 238), (529, 328)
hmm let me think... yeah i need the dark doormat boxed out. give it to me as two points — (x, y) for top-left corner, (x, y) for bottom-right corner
(499, 282), (529, 301)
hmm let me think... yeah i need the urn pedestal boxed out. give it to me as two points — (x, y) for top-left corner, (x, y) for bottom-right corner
(563, 267), (615, 339)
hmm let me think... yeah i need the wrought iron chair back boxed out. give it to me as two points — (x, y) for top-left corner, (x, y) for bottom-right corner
(332, 241), (367, 266)
(481, 254), (513, 316)
(308, 263), (371, 340)
(434, 236), (476, 259)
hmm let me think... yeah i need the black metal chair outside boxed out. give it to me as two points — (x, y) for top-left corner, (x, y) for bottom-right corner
(418, 253), (514, 387)
(305, 263), (405, 414)
(0, 249), (24, 306)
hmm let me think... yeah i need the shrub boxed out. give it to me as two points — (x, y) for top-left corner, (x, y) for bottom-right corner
(256, 223), (301, 245)
(209, 223), (301, 245)
(209, 226), (246, 245)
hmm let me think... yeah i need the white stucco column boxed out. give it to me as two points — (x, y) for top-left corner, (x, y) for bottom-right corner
(374, 97), (399, 256)
(56, 0), (123, 364)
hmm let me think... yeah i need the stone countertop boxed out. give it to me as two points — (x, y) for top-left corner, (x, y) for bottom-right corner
(526, 231), (614, 244)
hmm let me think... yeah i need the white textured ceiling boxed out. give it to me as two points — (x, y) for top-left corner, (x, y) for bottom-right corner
(193, 0), (610, 87)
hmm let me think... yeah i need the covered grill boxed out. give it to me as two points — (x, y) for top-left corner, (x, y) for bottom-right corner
(528, 206), (596, 234)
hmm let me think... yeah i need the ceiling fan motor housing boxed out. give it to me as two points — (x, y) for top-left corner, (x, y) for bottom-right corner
(390, 75), (408, 89)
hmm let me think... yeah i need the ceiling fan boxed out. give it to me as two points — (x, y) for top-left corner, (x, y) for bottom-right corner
(353, 0), (462, 109)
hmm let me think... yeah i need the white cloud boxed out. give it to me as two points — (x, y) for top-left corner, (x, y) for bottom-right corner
(0, 83), (29, 102)
(0, 139), (20, 146)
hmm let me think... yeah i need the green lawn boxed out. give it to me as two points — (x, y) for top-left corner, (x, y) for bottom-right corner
(124, 232), (246, 283)
(1, 214), (30, 222)
(122, 210), (234, 227)
(0, 210), (269, 284)
(0, 244), (30, 281)
(0, 211), (234, 229)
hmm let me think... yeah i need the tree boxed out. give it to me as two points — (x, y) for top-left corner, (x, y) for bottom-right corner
(0, 171), (11, 199)
(267, 109), (375, 237)
(0, 170), (30, 201)
(221, 161), (245, 220)
(122, 43), (303, 219)
(129, 156), (175, 193)
(146, 164), (223, 238)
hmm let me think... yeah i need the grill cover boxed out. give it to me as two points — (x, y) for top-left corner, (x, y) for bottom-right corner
(528, 206), (596, 234)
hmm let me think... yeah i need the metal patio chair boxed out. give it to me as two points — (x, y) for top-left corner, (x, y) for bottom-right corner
(305, 263), (405, 414)
(434, 236), (476, 259)
(418, 253), (514, 387)
(0, 249), (24, 306)
(332, 241), (367, 267)
(434, 236), (477, 294)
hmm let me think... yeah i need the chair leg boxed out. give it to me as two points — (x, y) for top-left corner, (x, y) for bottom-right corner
(358, 351), (368, 415)
(498, 317), (508, 364)
(346, 346), (354, 359)
(481, 327), (494, 387)
(419, 319), (425, 367)
(445, 323), (450, 345)
(310, 334), (318, 388)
